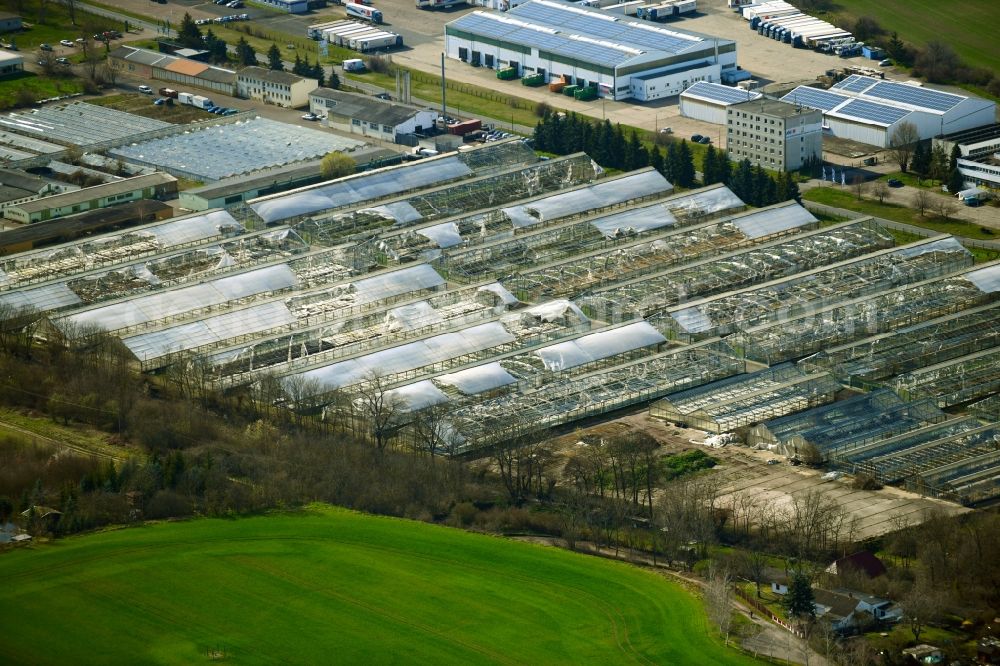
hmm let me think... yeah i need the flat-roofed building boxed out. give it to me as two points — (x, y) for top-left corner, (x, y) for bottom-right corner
(0, 48), (23, 77)
(727, 98), (822, 171)
(3, 173), (178, 223)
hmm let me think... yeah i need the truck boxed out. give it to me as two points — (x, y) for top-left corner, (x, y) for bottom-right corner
(177, 91), (195, 106)
(342, 58), (366, 72)
(352, 32), (402, 52)
(448, 119), (481, 136)
(415, 0), (466, 8)
(190, 95), (215, 110)
(158, 87), (178, 99)
(345, 2), (383, 24)
(307, 20), (352, 39)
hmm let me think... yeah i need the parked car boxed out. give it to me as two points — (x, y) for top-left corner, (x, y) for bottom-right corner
(153, 98), (166, 106)
(39, 43), (53, 51)
(766, 459), (780, 465)
(863, 156), (877, 166)
(887, 178), (904, 188)
(75, 38), (85, 43)
(59, 39), (74, 47)
(659, 127), (672, 134)
(690, 134), (703, 143)
(55, 57), (70, 65)
(221, 108), (239, 116)
(301, 113), (319, 121)
(879, 59), (893, 67)
(138, 85), (153, 94)
(698, 136), (711, 145)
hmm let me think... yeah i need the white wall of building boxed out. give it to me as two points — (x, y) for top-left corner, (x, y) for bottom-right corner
(629, 63), (720, 102)
(825, 117), (889, 147)
(680, 98), (727, 124)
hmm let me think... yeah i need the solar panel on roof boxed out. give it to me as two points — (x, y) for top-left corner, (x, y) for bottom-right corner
(832, 74), (877, 94)
(835, 99), (909, 126)
(683, 82), (761, 105)
(864, 81), (961, 112)
(780, 86), (850, 112)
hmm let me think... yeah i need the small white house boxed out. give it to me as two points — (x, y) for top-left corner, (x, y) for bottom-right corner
(309, 88), (438, 143)
(0, 48), (23, 78)
(237, 67), (317, 108)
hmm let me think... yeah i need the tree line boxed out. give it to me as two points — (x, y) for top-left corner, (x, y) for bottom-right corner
(532, 111), (801, 206)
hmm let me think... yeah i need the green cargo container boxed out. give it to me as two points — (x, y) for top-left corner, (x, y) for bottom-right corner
(521, 73), (545, 87)
(496, 67), (518, 80)
(573, 87), (598, 101)
(563, 85), (580, 97)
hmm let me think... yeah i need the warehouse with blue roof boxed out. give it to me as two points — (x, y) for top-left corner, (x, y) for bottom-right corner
(781, 75), (996, 147)
(444, 0), (737, 102)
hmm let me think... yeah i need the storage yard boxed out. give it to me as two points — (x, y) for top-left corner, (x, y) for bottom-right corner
(1, 137), (997, 506)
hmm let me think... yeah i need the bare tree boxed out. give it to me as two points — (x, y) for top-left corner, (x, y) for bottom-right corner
(870, 179), (890, 204)
(935, 197), (957, 220)
(410, 402), (452, 458)
(914, 188), (931, 217)
(889, 121), (919, 173)
(851, 174), (866, 201)
(64, 0), (77, 25)
(704, 564), (735, 645)
(80, 38), (104, 83)
(355, 371), (403, 452)
(35, 48), (56, 77)
(102, 58), (123, 87)
(741, 550), (768, 598)
(901, 577), (944, 642)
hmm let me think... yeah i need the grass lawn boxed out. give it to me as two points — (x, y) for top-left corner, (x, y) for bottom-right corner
(819, 0), (1000, 74)
(88, 93), (216, 124)
(0, 71), (83, 109)
(802, 188), (999, 241)
(0, 505), (762, 665)
(0, 407), (130, 462)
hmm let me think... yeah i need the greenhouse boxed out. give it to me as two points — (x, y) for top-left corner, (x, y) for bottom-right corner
(649, 363), (842, 433)
(969, 395), (1000, 421)
(508, 201), (831, 302)
(739, 263), (1000, 364)
(0, 210), (247, 291)
(800, 302), (1000, 389)
(906, 425), (1000, 504)
(656, 236), (973, 342)
(0, 228), (312, 318)
(746, 388), (948, 459)
(294, 153), (603, 248)
(437, 183), (746, 284)
(248, 140), (539, 225)
(578, 218), (891, 324)
(847, 418), (1000, 484)
(204, 282), (548, 384)
(444, 339), (745, 449)
(277, 304), (603, 399)
(892, 347), (1000, 408)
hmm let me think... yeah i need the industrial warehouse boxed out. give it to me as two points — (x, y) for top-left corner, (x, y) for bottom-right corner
(0, 139), (997, 507)
(781, 74), (997, 147)
(445, 0), (737, 101)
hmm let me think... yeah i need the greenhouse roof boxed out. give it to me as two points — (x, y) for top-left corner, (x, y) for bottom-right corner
(54, 264), (297, 337)
(436, 362), (518, 395)
(534, 321), (664, 371)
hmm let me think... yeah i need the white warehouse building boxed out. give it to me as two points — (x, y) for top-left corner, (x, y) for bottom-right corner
(445, 0), (737, 102)
(680, 81), (762, 125)
(781, 75), (996, 148)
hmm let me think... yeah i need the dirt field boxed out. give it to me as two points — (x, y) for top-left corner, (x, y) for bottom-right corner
(549, 406), (968, 540)
(89, 93), (217, 123)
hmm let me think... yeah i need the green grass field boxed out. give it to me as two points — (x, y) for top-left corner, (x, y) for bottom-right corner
(823, 0), (1000, 73)
(0, 505), (761, 664)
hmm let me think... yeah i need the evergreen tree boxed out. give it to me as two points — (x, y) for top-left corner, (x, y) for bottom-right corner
(949, 143), (961, 172)
(533, 120), (548, 153)
(777, 171), (801, 203)
(292, 54), (304, 75)
(665, 141), (680, 183)
(177, 13), (204, 50)
(730, 159), (753, 202)
(649, 144), (664, 177)
(929, 144), (948, 182)
(947, 168), (965, 195)
(313, 63), (326, 88)
(783, 571), (815, 619)
(623, 130), (642, 171)
(716, 154), (732, 185)
(750, 165), (770, 206)
(267, 44), (284, 71)
(236, 37), (257, 67)
(702, 145), (718, 185)
(610, 123), (626, 170)
(676, 140), (696, 187)
(886, 32), (907, 65)
(327, 68), (340, 90)
(911, 142), (931, 182)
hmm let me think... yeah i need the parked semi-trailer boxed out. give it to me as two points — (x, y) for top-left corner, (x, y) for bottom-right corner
(308, 20), (352, 39)
(345, 2), (383, 24)
(352, 32), (402, 52)
(415, 0), (466, 8)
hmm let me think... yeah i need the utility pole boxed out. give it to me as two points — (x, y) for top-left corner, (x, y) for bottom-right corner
(440, 52), (447, 122)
